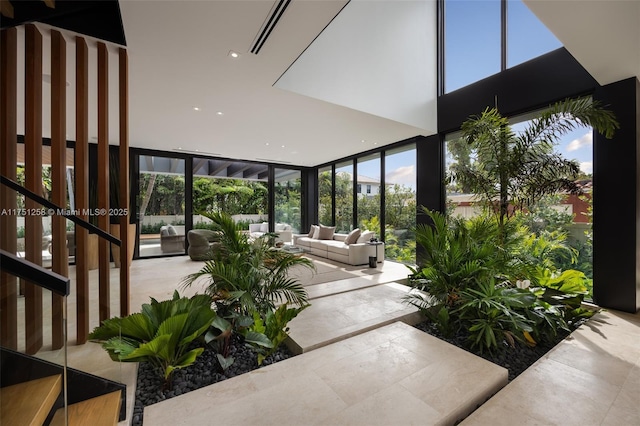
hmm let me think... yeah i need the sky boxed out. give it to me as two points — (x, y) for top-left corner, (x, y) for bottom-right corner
(366, 0), (592, 189)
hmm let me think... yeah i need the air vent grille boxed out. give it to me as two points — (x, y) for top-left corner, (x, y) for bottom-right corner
(250, 0), (291, 54)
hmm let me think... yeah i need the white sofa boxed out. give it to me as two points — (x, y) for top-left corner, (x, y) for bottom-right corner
(249, 222), (293, 243)
(293, 232), (384, 266)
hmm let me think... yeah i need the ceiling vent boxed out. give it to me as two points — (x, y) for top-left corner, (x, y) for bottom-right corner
(250, 0), (291, 54)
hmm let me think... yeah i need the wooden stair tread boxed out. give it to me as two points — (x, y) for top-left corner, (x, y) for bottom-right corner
(50, 390), (122, 426)
(0, 374), (62, 426)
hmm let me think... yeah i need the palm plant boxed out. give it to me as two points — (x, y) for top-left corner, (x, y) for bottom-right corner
(450, 97), (618, 240)
(181, 211), (314, 317)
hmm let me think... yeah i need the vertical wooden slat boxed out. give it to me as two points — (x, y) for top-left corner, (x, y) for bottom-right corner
(118, 47), (130, 316)
(97, 42), (110, 321)
(24, 24), (43, 355)
(50, 29), (67, 349)
(0, 27), (19, 350)
(75, 36), (89, 343)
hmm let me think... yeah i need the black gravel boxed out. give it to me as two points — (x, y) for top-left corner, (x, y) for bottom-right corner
(413, 320), (574, 381)
(131, 335), (294, 426)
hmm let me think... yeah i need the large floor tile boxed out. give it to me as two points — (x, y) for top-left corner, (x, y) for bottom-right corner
(145, 322), (508, 426)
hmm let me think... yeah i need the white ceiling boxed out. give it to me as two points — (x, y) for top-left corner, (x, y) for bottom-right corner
(524, 0), (640, 86)
(15, 1), (639, 169)
(119, 0), (434, 167)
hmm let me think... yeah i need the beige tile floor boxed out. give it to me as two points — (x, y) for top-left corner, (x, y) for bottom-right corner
(144, 322), (509, 426)
(462, 309), (640, 426)
(20, 256), (640, 425)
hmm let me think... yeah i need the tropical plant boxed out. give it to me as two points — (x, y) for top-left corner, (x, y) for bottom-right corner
(405, 209), (505, 309)
(449, 97), (618, 239)
(245, 303), (307, 365)
(89, 291), (215, 385)
(455, 280), (537, 353)
(182, 211), (314, 317)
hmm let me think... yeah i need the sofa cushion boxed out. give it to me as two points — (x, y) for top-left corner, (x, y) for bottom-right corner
(309, 239), (330, 250)
(260, 222), (268, 233)
(326, 241), (349, 256)
(308, 225), (318, 238)
(344, 228), (361, 245)
(295, 237), (313, 247)
(318, 225), (336, 240)
(357, 230), (374, 243)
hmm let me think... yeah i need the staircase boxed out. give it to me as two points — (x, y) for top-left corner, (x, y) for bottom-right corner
(1, 374), (121, 426)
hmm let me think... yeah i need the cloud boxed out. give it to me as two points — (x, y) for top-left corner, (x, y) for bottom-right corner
(580, 161), (593, 174)
(567, 132), (592, 152)
(386, 165), (415, 187)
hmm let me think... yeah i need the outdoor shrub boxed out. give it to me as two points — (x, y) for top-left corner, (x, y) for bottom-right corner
(89, 291), (215, 384)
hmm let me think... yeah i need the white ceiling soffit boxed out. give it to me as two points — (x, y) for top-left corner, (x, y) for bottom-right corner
(118, 0), (429, 167)
(275, 0), (438, 133)
(524, 0), (640, 86)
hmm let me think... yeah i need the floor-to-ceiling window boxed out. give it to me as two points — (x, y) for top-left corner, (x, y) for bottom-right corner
(444, 0), (563, 93)
(274, 168), (302, 233)
(444, 0), (500, 93)
(318, 166), (333, 227)
(137, 154), (186, 257)
(507, 0), (561, 68)
(334, 161), (354, 233)
(192, 158), (268, 231)
(384, 145), (416, 263)
(356, 154), (381, 236)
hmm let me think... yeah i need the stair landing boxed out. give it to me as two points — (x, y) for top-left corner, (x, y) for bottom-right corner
(144, 322), (508, 425)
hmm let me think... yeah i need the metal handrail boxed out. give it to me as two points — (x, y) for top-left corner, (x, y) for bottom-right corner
(0, 175), (120, 246)
(0, 249), (69, 296)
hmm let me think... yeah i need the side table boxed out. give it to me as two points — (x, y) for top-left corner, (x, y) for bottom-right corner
(367, 241), (383, 268)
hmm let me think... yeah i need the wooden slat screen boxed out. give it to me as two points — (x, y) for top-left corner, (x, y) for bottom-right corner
(0, 27), (19, 349)
(75, 35), (90, 344)
(24, 24), (44, 355)
(97, 42), (110, 322)
(50, 29), (67, 349)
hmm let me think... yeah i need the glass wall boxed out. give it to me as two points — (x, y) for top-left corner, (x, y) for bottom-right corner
(445, 0), (501, 93)
(192, 158), (268, 232)
(384, 145), (416, 263)
(318, 166), (333, 227)
(274, 168), (302, 234)
(357, 154), (381, 236)
(507, 0), (561, 68)
(334, 161), (354, 233)
(444, 0), (563, 93)
(138, 155), (186, 257)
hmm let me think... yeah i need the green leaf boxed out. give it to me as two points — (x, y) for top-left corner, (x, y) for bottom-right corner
(243, 331), (273, 348)
(216, 354), (235, 370)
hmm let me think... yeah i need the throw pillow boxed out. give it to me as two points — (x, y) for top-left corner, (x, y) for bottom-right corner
(312, 225), (321, 239)
(308, 225), (319, 238)
(260, 222), (268, 233)
(318, 224), (336, 240)
(344, 228), (361, 245)
(167, 225), (177, 236)
(160, 226), (169, 237)
(357, 230), (374, 243)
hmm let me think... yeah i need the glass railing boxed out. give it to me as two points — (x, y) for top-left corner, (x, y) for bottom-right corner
(1, 251), (70, 425)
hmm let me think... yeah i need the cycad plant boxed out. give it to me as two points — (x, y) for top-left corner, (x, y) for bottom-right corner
(89, 291), (215, 385)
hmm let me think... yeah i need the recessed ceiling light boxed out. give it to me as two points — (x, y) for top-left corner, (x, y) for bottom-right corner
(228, 50), (240, 58)
(216, 111), (224, 116)
(361, 139), (366, 143)
(281, 145), (285, 148)
(373, 142), (378, 145)
(193, 107), (200, 111)
(265, 142), (270, 146)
